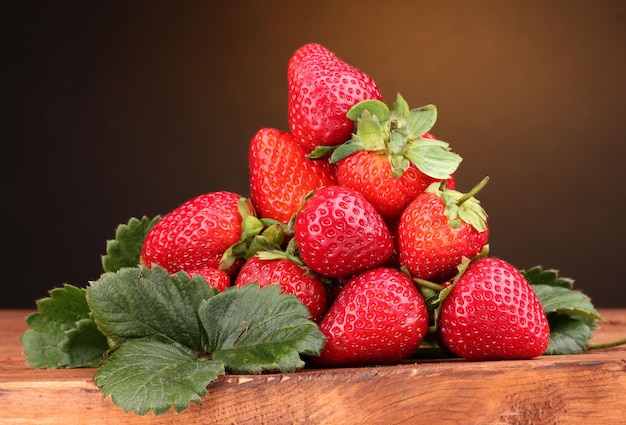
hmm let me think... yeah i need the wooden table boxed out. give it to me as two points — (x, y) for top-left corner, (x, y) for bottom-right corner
(1, 309), (625, 424)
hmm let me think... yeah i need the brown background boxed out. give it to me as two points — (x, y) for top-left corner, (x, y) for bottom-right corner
(5, 1), (626, 308)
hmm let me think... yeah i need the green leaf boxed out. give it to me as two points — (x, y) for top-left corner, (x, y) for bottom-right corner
(199, 284), (326, 374)
(389, 93), (410, 127)
(61, 318), (110, 367)
(428, 182), (488, 233)
(86, 265), (217, 349)
(389, 154), (410, 178)
(259, 221), (288, 245)
(531, 284), (603, 321)
(544, 314), (593, 355)
(255, 250), (289, 261)
(418, 257), (475, 333)
(525, 267), (604, 355)
(237, 197), (254, 220)
(329, 138), (366, 163)
(241, 215), (265, 240)
(522, 266), (574, 289)
(407, 104), (438, 138)
(307, 144), (340, 159)
(346, 99), (390, 122)
(102, 216), (160, 273)
(94, 338), (224, 415)
(219, 240), (247, 271)
(389, 126), (410, 155)
(354, 109), (386, 151)
(245, 236), (279, 259)
(402, 137), (462, 179)
(456, 198), (488, 232)
(425, 284), (454, 333)
(21, 284), (109, 368)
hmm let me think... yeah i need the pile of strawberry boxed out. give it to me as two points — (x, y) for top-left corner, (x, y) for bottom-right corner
(140, 43), (551, 367)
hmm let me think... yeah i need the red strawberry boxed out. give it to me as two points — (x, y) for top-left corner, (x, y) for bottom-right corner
(140, 191), (253, 276)
(248, 127), (337, 224)
(336, 151), (424, 221)
(397, 178), (489, 282)
(335, 149), (456, 223)
(312, 267), (429, 367)
(330, 95), (461, 223)
(234, 254), (329, 322)
(287, 43), (383, 152)
(293, 185), (394, 278)
(186, 267), (231, 292)
(439, 257), (550, 360)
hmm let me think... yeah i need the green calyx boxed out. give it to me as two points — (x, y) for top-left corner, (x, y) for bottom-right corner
(413, 248), (490, 334)
(219, 198), (292, 271)
(311, 93), (462, 180)
(427, 176), (489, 232)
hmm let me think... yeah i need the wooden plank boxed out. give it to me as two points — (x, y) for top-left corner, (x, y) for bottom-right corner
(1, 309), (625, 424)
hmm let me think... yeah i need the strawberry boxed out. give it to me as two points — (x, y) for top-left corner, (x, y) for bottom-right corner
(335, 151), (424, 222)
(397, 178), (489, 283)
(438, 257), (550, 360)
(287, 43), (383, 152)
(293, 185), (394, 278)
(186, 267), (231, 292)
(329, 95), (462, 223)
(335, 149), (456, 224)
(312, 267), (429, 367)
(234, 254), (329, 322)
(140, 191), (253, 276)
(248, 127), (337, 224)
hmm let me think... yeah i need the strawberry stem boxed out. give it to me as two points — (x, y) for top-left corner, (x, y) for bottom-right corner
(413, 278), (446, 292)
(587, 336), (626, 350)
(456, 176), (489, 206)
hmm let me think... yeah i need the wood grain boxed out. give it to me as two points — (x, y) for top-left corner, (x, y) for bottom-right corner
(1, 309), (625, 424)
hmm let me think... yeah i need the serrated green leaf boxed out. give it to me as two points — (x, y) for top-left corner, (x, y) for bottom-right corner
(573, 313), (601, 331)
(61, 318), (109, 367)
(402, 137), (462, 179)
(102, 216), (160, 273)
(21, 284), (109, 368)
(199, 284), (325, 374)
(86, 265), (217, 349)
(522, 266), (574, 289)
(32, 284), (92, 320)
(524, 268), (604, 355)
(94, 338), (224, 415)
(531, 284), (603, 321)
(544, 313), (593, 355)
(21, 327), (68, 368)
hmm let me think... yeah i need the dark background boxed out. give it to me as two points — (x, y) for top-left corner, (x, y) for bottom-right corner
(6, 1), (626, 308)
